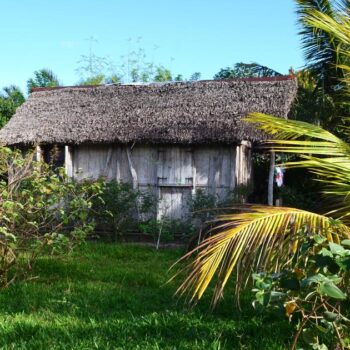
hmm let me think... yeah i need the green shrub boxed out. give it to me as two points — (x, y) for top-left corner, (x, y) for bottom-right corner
(139, 218), (194, 248)
(0, 147), (102, 288)
(252, 232), (350, 349)
(91, 181), (156, 239)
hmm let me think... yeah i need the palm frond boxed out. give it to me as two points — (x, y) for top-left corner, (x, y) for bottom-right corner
(245, 113), (350, 222)
(174, 205), (350, 305)
(246, 113), (350, 155)
(296, 0), (346, 93)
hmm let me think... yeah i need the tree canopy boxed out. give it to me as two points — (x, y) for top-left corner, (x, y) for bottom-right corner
(213, 62), (282, 80)
(0, 86), (25, 128)
(27, 69), (60, 93)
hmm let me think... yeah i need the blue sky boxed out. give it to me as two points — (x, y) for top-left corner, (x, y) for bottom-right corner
(0, 0), (304, 92)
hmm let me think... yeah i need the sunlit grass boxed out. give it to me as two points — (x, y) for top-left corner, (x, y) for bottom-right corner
(0, 243), (292, 349)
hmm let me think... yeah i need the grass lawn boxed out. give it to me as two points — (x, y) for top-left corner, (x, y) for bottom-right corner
(0, 243), (293, 349)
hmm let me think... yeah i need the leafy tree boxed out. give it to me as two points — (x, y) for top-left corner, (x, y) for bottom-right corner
(77, 73), (122, 86)
(27, 69), (60, 93)
(78, 74), (106, 86)
(290, 69), (337, 123)
(174, 74), (184, 81)
(214, 62), (282, 80)
(154, 66), (172, 82)
(105, 74), (122, 84)
(189, 72), (201, 81)
(0, 86), (25, 128)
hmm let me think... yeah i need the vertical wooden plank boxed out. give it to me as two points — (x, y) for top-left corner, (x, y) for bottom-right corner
(193, 147), (209, 188)
(115, 146), (121, 182)
(192, 159), (197, 195)
(103, 147), (113, 178)
(35, 145), (42, 162)
(236, 141), (252, 186)
(65, 145), (73, 179)
(229, 146), (236, 190)
(132, 145), (157, 186)
(126, 147), (138, 190)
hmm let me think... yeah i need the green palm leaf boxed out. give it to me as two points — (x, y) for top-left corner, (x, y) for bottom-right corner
(175, 206), (350, 305)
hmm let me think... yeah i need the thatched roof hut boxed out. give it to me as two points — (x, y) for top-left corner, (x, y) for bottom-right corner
(0, 76), (297, 146)
(0, 77), (297, 219)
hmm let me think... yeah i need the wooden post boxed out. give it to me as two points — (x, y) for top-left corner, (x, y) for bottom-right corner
(65, 145), (73, 179)
(268, 151), (275, 206)
(35, 145), (42, 162)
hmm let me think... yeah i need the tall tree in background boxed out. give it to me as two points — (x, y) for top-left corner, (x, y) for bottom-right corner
(27, 69), (60, 93)
(153, 66), (173, 82)
(0, 86), (25, 128)
(213, 62), (282, 80)
(189, 72), (201, 81)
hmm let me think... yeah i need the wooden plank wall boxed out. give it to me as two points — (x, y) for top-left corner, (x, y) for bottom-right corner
(71, 143), (251, 219)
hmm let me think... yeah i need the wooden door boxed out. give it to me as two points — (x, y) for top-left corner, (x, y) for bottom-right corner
(157, 147), (193, 220)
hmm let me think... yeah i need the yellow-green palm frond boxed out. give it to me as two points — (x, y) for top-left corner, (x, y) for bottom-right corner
(304, 10), (350, 48)
(174, 205), (350, 306)
(245, 113), (350, 156)
(245, 113), (350, 222)
(302, 8), (350, 93)
(291, 155), (350, 221)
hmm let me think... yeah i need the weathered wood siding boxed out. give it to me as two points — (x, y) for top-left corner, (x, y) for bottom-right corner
(70, 143), (251, 219)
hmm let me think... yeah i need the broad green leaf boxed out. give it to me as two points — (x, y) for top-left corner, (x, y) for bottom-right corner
(341, 239), (350, 247)
(329, 242), (346, 256)
(319, 282), (347, 300)
(323, 311), (339, 322)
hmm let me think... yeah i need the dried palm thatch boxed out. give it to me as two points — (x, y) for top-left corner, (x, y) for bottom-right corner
(0, 77), (297, 146)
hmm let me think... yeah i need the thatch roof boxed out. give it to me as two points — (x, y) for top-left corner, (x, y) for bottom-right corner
(0, 76), (297, 146)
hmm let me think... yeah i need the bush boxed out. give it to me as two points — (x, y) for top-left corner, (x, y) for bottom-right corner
(0, 147), (101, 287)
(139, 218), (194, 248)
(252, 232), (350, 349)
(91, 181), (156, 240)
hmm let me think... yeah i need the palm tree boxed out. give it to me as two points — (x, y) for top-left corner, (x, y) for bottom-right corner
(292, 0), (350, 132)
(297, 0), (349, 94)
(175, 5), (350, 305)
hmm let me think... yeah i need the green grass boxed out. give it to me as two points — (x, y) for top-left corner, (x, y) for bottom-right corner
(0, 243), (293, 349)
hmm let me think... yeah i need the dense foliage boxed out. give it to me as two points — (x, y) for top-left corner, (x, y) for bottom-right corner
(27, 69), (60, 93)
(0, 86), (25, 128)
(91, 181), (156, 240)
(253, 233), (350, 349)
(213, 62), (282, 80)
(0, 147), (102, 287)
